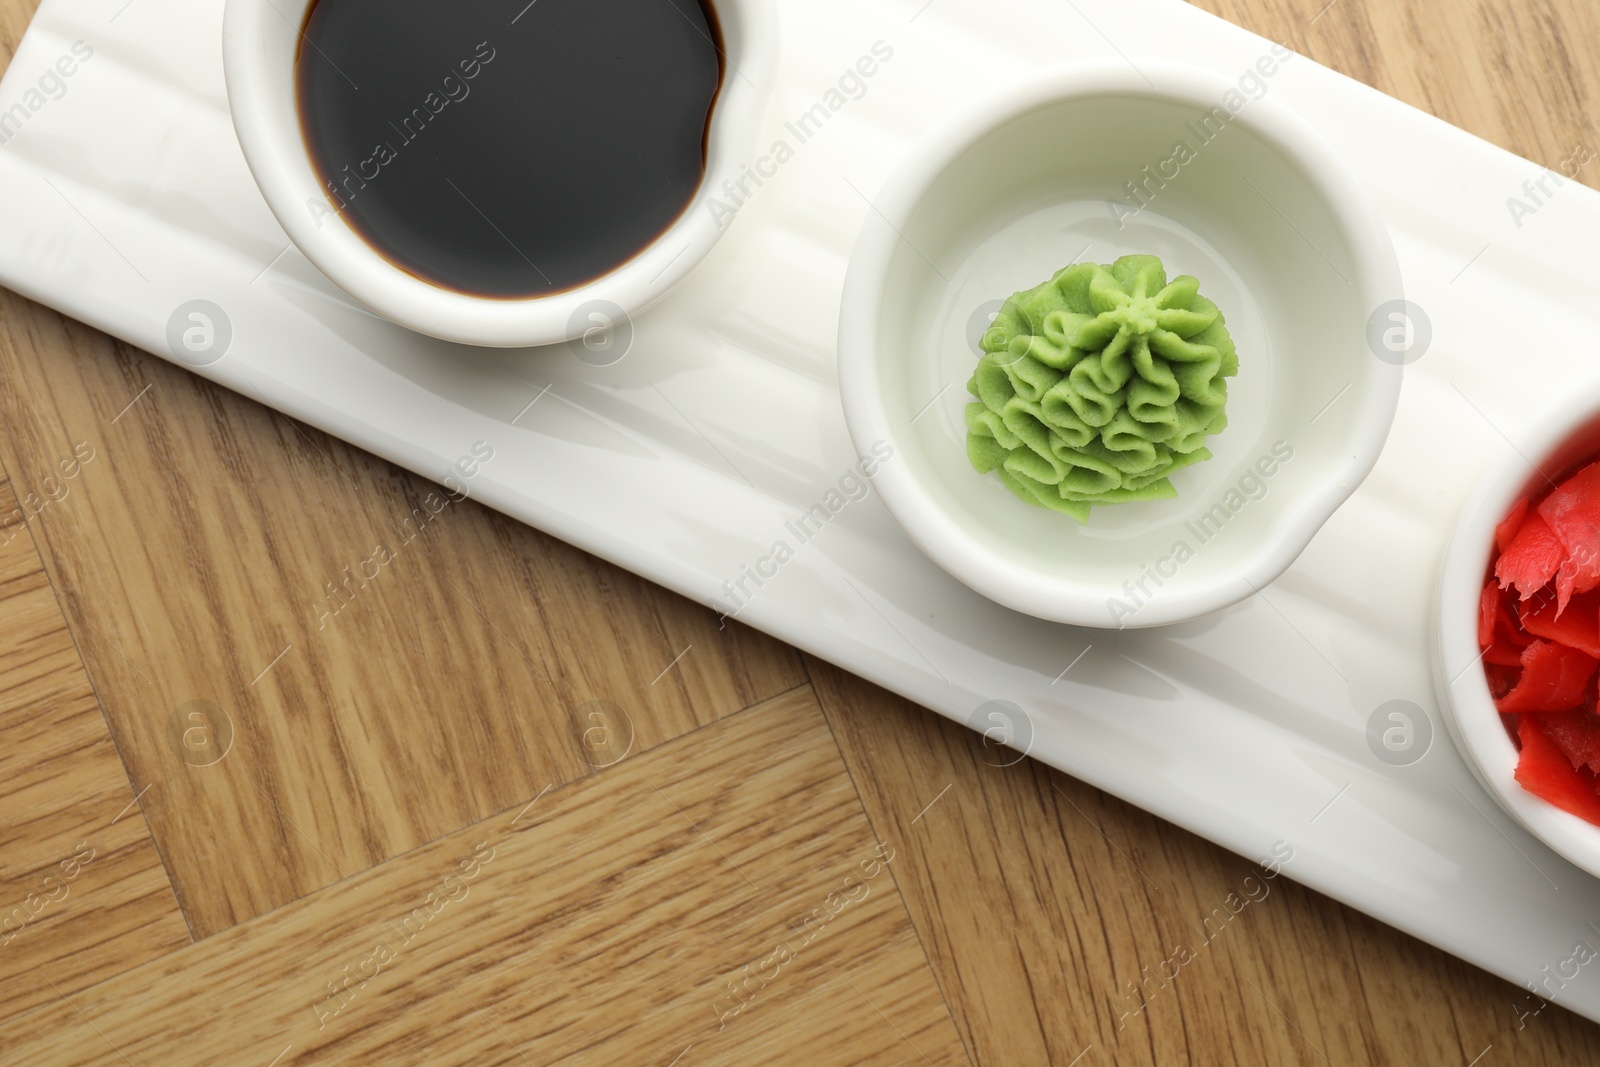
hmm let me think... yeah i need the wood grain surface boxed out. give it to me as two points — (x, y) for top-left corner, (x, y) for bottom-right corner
(0, 689), (968, 1066)
(0, 306), (805, 938)
(0, 475), (189, 1026)
(1, 0), (1599, 1063)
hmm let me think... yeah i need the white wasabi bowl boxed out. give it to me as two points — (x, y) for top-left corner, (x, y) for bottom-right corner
(222, 0), (776, 348)
(1436, 387), (1600, 881)
(837, 60), (1403, 628)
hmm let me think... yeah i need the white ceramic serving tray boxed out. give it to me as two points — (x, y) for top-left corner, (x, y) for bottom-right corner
(4, 0), (1600, 1021)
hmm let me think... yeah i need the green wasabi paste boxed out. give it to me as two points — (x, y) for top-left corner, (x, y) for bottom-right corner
(965, 254), (1238, 522)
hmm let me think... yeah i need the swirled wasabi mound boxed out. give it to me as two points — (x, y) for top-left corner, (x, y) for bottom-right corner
(965, 254), (1237, 522)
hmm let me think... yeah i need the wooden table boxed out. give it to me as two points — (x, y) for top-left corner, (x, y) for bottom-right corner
(1, 0), (1597, 1062)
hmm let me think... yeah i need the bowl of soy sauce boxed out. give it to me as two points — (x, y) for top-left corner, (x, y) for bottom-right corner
(223, 0), (776, 348)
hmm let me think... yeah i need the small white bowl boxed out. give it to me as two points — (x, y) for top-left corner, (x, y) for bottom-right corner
(837, 60), (1403, 628)
(1437, 388), (1600, 881)
(222, 0), (775, 348)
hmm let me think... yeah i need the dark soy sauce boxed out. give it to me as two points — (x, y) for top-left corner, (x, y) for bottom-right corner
(296, 0), (723, 298)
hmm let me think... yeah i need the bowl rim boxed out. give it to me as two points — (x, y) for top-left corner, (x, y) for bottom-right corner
(221, 0), (777, 349)
(1436, 380), (1600, 882)
(837, 57), (1403, 628)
